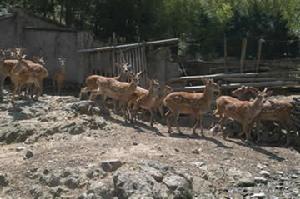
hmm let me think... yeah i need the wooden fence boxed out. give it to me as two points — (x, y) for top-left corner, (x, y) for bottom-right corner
(168, 71), (300, 92)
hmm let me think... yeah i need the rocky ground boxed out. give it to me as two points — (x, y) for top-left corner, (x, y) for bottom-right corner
(0, 92), (300, 199)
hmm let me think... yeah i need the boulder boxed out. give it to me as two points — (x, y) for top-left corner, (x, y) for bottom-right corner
(101, 160), (123, 172)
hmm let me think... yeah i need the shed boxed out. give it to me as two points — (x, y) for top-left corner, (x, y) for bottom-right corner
(0, 8), (94, 84)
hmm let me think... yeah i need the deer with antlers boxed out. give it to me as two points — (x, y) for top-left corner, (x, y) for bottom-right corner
(8, 49), (48, 103)
(79, 63), (132, 100)
(232, 86), (295, 145)
(128, 79), (161, 126)
(53, 57), (67, 95)
(93, 71), (143, 121)
(214, 88), (268, 141)
(163, 79), (220, 135)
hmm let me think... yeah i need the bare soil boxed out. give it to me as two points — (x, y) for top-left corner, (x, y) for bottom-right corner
(0, 94), (300, 198)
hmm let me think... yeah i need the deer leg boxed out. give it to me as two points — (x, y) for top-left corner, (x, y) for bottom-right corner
(39, 79), (44, 96)
(165, 111), (173, 133)
(0, 76), (4, 101)
(150, 109), (154, 127)
(244, 123), (253, 142)
(192, 115), (199, 135)
(219, 116), (228, 139)
(174, 112), (182, 134)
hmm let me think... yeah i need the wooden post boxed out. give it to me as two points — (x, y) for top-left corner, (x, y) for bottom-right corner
(112, 32), (117, 76)
(240, 38), (248, 73)
(256, 38), (264, 73)
(224, 34), (228, 73)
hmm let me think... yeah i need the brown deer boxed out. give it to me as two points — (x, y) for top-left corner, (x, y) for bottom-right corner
(214, 88), (268, 141)
(163, 79), (220, 135)
(79, 63), (132, 100)
(95, 71), (143, 121)
(0, 49), (18, 100)
(154, 85), (173, 118)
(8, 49), (48, 103)
(232, 86), (259, 101)
(22, 56), (48, 97)
(53, 57), (66, 95)
(232, 86), (294, 145)
(128, 79), (161, 126)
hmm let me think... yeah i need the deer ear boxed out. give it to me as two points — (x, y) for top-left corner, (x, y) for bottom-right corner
(266, 90), (273, 97)
(136, 71), (143, 78)
(202, 78), (209, 84)
(262, 88), (268, 93)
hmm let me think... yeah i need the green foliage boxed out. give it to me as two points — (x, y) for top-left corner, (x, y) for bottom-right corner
(1, 0), (299, 58)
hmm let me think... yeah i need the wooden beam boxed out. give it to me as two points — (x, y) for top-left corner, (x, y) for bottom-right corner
(240, 38), (248, 73)
(78, 38), (179, 53)
(167, 71), (300, 84)
(175, 81), (299, 92)
(256, 38), (264, 73)
(223, 77), (299, 83)
(224, 35), (228, 73)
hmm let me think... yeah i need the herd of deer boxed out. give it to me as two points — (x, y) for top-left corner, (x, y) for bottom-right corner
(0, 48), (296, 146)
(79, 63), (296, 146)
(0, 48), (66, 104)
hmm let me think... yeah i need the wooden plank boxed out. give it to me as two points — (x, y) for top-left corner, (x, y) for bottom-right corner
(240, 38), (248, 73)
(256, 38), (264, 72)
(175, 81), (299, 92)
(167, 71), (300, 84)
(78, 38), (179, 53)
(224, 35), (228, 73)
(223, 77), (299, 83)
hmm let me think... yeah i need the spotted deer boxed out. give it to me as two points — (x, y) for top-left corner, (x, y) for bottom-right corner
(232, 86), (294, 145)
(163, 79), (220, 135)
(214, 88), (268, 141)
(95, 71), (143, 121)
(79, 63), (132, 100)
(128, 79), (161, 126)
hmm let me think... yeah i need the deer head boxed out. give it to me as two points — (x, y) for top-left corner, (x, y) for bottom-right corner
(33, 56), (46, 65)
(148, 79), (160, 96)
(202, 78), (220, 95)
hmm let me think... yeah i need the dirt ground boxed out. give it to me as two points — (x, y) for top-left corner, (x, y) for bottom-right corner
(0, 93), (300, 198)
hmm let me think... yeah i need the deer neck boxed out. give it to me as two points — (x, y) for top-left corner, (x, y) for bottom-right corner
(202, 86), (214, 105)
(250, 97), (264, 116)
(128, 80), (138, 92)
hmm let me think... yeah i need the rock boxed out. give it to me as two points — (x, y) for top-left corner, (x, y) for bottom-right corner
(153, 182), (169, 198)
(88, 181), (114, 199)
(50, 187), (65, 198)
(61, 168), (73, 178)
(63, 176), (80, 189)
(252, 192), (266, 198)
(259, 171), (270, 178)
(192, 148), (202, 154)
(144, 161), (170, 175)
(68, 125), (84, 135)
(113, 171), (159, 198)
(236, 178), (256, 187)
(191, 161), (205, 168)
(16, 146), (26, 152)
(254, 177), (268, 184)
(140, 166), (164, 182)
(101, 160), (123, 172)
(0, 173), (9, 187)
(24, 150), (34, 159)
(29, 185), (43, 198)
(71, 101), (94, 115)
(133, 141), (138, 146)
(40, 174), (61, 187)
(174, 148), (179, 152)
(163, 175), (193, 198)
